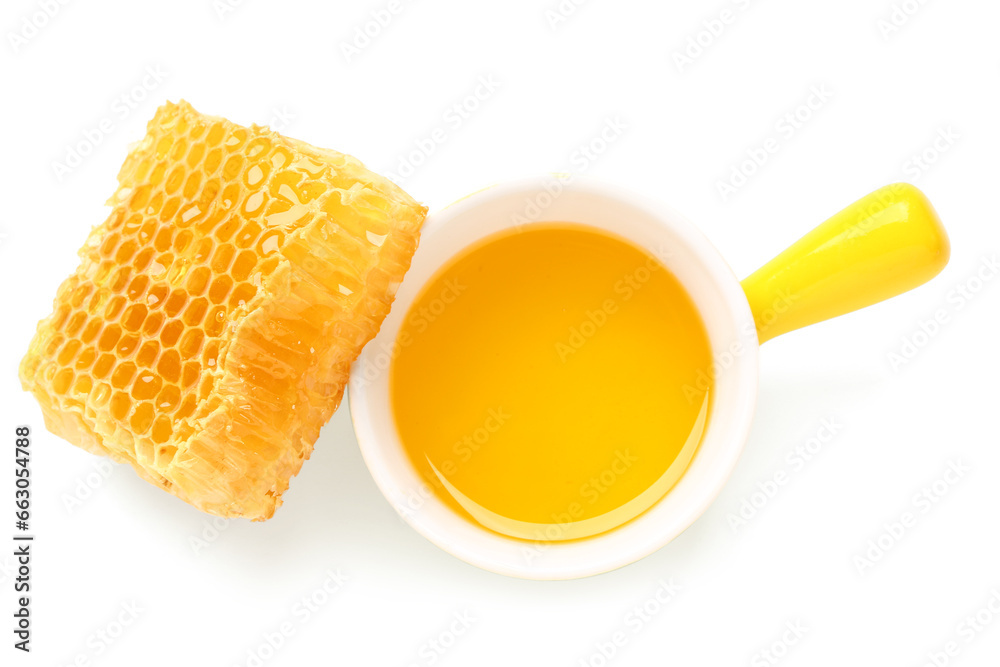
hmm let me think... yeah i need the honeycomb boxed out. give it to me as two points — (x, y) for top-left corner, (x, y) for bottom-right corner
(20, 100), (426, 520)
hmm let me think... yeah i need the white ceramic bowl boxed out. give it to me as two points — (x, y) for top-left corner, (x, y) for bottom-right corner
(349, 176), (759, 580)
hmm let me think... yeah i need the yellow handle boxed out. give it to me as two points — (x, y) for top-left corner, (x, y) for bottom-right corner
(742, 183), (950, 344)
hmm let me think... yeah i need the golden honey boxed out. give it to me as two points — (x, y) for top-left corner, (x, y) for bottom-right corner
(391, 225), (713, 541)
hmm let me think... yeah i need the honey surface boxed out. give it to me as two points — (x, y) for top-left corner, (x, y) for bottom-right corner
(391, 225), (712, 540)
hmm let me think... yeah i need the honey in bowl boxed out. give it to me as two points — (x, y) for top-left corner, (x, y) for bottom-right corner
(390, 225), (713, 541)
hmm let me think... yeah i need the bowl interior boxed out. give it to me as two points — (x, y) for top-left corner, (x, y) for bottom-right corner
(349, 176), (759, 579)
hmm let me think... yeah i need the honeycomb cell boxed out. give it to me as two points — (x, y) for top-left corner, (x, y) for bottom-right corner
(183, 267), (209, 296)
(156, 349), (181, 383)
(148, 161), (167, 187)
(225, 128), (248, 152)
(150, 254), (172, 280)
(182, 297), (208, 327)
(186, 141), (205, 169)
(130, 184), (152, 210)
(137, 220), (157, 245)
(220, 183), (241, 212)
(206, 122), (225, 146)
(135, 341), (160, 367)
(192, 208), (219, 236)
(98, 325), (121, 352)
(146, 284), (169, 309)
(130, 159), (153, 185)
(298, 180), (326, 205)
(169, 137), (188, 162)
(116, 333), (139, 358)
(57, 339), (82, 366)
(198, 373), (215, 399)
(174, 115), (191, 136)
(19, 100), (426, 521)
(50, 307), (72, 333)
(208, 276), (233, 304)
(41, 362), (57, 383)
(127, 275), (149, 301)
(92, 383), (111, 407)
(106, 208), (126, 230)
(244, 163), (269, 189)
(154, 135), (173, 159)
(213, 217), (241, 244)
(180, 361), (199, 389)
(123, 213), (144, 236)
(121, 304), (147, 332)
(109, 266), (131, 293)
(70, 283), (93, 309)
(211, 244), (235, 274)
(223, 154), (244, 181)
(131, 371), (162, 401)
(235, 220), (262, 249)
(73, 375), (93, 395)
(175, 394), (197, 421)
(92, 354), (115, 379)
(53, 367), (74, 395)
(156, 384), (181, 411)
(75, 347), (97, 371)
(146, 191), (164, 216)
(150, 416), (173, 445)
(65, 311), (87, 337)
(161, 196), (182, 223)
(111, 361), (136, 390)
(109, 391), (131, 422)
(243, 191), (266, 216)
(188, 119), (206, 140)
(183, 170), (204, 202)
(204, 307), (227, 337)
(43, 333), (65, 357)
(92, 261), (115, 284)
(164, 262), (186, 285)
(86, 291), (107, 314)
(104, 295), (126, 321)
(142, 311), (165, 337)
(132, 247), (155, 273)
(257, 230), (283, 256)
(172, 229), (193, 253)
(159, 319), (184, 347)
(99, 233), (121, 256)
(203, 340), (220, 368)
(199, 179), (222, 209)
(115, 239), (139, 265)
(230, 251), (256, 282)
(229, 282), (257, 309)
(130, 402), (155, 434)
(163, 291), (188, 318)
(270, 146), (292, 169)
(204, 147), (223, 173)
(246, 137), (271, 158)
(178, 329), (204, 357)
(192, 237), (214, 263)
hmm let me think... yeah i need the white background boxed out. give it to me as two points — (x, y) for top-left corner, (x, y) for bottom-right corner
(2, 0), (999, 665)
